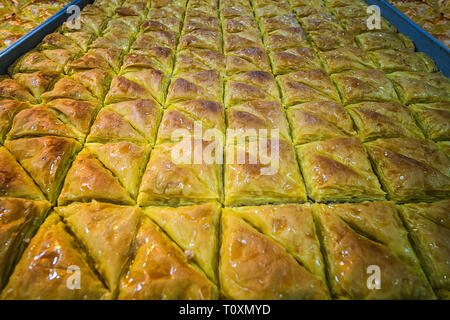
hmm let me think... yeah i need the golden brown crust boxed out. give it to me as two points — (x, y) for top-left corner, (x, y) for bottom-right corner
(398, 200), (450, 298)
(138, 139), (223, 206)
(0, 197), (51, 287)
(157, 100), (224, 144)
(174, 49), (225, 75)
(5, 136), (81, 203)
(219, 211), (329, 300)
(0, 146), (45, 200)
(356, 31), (415, 51)
(318, 47), (376, 74)
(331, 69), (399, 105)
(346, 101), (424, 142)
(0, 79), (37, 104)
(313, 202), (435, 299)
(225, 71), (279, 107)
(227, 100), (291, 141)
(277, 69), (340, 107)
(369, 49), (437, 73)
(226, 47), (271, 75)
(297, 137), (385, 202)
(409, 103), (450, 141)
(287, 101), (356, 145)
(270, 47), (322, 75)
(365, 138), (450, 203)
(300, 13), (343, 31)
(387, 72), (450, 104)
(56, 201), (142, 294)
(224, 138), (307, 206)
(166, 70), (222, 104)
(1, 214), (110, 300)
(58, 149), (135, 206)
(0, 100), (31, 143)
(309, 29), (356, 51)
(144, 202), (221, 283)
(119, 216), (218, 300)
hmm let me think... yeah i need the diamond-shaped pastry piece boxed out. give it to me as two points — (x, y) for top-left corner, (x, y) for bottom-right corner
(387, 72), (450, 104)
(287, 101), (355, 145)
(346, 101), (424, 142)
(309, 29), (356, 51)
(318, 47), (376, 74)
(270, 47), (322, 75)
(277, 69), (340, 107)
(225, 71), (279, 107)
(364, 137), (450, 202)
(369, 49), (437, 73)
(331, 69), (399, 105)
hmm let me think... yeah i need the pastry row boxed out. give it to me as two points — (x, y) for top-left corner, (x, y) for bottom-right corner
(0, 199), (448, 299)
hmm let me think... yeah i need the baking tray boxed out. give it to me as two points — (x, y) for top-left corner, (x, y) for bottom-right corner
(0, 0), (94, 74)
(366, 0), (450, 76)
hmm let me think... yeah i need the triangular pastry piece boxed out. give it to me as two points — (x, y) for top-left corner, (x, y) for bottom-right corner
(232, 203), (326, 281)
(86, 142), (150, 199)
(0, 146), (45, 200)
(5, 136), (82, 203)
(219, 211), (329, 300)
(144, 202), (220, 282)
(313, 202), (436, 299)
(58, 150), (134, 206)
(1, 214), (110, 300)
(118, 216), (218, 300)
(0, 198), (51, 287)
(87, 108), (148, 145)
(56, 201), (142, 294)
(0, 100), (31, 143)
(13, 71), (60, 101)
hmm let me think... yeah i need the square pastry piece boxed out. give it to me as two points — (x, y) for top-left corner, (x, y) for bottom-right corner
(331, 70), (399, 105)
(318, 47), (376, 74)
(277, 70), (340, 107)
(365, 138), (450, 202)
(58, 142), (151, 206)
(346, 102), (424, 142)
(313, 201), (435, 299)
(409, 103), (450, 141)
(219, 208), (329, 300)
(287, 101), (356, 145)
(138, 139), (223, 206)
(224, 138), (307, 206)
(297, 137), (385, 202)
(398, 200), (450, 299)
(387, 72), (450, 104)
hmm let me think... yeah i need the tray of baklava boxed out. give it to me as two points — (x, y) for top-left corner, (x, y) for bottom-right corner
(0, 0), (448, 300)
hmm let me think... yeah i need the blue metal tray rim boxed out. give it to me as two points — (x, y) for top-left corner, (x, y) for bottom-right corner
(0, 0), (92, 74)
(366, 0), (450, 76)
